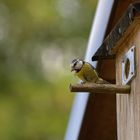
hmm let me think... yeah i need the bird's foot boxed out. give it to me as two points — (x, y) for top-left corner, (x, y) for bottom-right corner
(80, 81), (86, 85)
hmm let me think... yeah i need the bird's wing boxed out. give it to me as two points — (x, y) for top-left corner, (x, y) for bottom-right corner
(83, 74), (91, 82)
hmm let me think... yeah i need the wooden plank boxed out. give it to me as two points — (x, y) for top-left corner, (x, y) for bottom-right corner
(116, 22), (140, 140)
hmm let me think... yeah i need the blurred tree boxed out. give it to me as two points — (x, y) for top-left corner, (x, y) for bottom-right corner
(0, 0), (97, 139)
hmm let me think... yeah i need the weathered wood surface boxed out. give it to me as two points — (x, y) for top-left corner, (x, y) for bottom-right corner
(70, 83), (130, 94)
(116, 22), (140, 140)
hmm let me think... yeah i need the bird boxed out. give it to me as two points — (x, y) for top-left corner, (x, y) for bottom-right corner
(70, 59), (109, 84)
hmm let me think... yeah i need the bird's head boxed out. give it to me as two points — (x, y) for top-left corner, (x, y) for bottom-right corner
(70, 59), (84, 72)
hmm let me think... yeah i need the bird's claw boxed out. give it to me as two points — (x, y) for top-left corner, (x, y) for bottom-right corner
(81, 81), (86, 85)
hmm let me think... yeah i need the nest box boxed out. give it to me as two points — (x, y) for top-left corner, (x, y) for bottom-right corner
(92, 3), (140, 140)
(69, 2), (140, 140)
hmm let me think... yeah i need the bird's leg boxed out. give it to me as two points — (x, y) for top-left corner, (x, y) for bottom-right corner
(80, 81), (86, 85)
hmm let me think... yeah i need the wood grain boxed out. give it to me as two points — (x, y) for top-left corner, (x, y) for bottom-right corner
(116, 22), (140, 140)
(70, 83), (130, 94)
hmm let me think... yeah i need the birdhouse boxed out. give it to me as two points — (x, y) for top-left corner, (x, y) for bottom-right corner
(92, 2), (140, 140)
(67, 1), (140, 140)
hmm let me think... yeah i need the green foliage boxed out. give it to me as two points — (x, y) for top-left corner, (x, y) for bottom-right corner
(0, 0), (97, 139)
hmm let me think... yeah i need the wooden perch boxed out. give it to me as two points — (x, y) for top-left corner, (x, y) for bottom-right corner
(70, 83), (130, 94)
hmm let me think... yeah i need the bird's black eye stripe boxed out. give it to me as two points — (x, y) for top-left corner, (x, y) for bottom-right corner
(73, 61), (77, 67)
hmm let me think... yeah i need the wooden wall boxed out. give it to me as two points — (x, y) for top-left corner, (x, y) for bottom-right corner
(116, 20), (140, 140)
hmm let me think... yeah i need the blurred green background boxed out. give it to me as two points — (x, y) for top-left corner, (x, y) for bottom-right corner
(0, 0), (97, 139)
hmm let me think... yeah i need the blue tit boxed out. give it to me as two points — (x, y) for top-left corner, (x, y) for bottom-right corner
(70, 59), (108, 84)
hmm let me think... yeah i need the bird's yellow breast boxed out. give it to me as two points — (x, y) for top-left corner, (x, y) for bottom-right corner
(75, 63), (98, 83)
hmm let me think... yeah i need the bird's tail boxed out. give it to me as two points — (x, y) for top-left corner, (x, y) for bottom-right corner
(96, 78), (110, 84)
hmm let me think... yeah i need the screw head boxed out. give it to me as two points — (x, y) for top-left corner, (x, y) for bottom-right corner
(106, 45), (109, 51)
(129, 12), (132, 19)
(118, 27), (122, 34)
(131, 72), (134, 75)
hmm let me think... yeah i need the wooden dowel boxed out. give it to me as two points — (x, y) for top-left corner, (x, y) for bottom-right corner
(70, 83), (130, 94)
